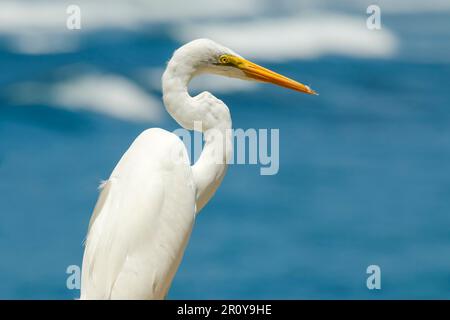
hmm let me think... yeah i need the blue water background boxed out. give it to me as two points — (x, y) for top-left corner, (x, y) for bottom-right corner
(1, 10), (450, 299)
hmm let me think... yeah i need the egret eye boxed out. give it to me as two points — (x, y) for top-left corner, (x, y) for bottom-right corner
(219, 55), (229, 64)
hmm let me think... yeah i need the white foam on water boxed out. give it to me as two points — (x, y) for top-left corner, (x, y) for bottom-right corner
(1, 0), (445, 55)
(9, 72), (164, 122)
(173, 13), (398, 60)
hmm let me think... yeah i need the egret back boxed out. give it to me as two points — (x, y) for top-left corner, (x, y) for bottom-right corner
(80, 128), (196, 299)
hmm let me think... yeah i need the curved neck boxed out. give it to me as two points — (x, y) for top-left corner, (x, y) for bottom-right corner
(162, 57), (232, 213)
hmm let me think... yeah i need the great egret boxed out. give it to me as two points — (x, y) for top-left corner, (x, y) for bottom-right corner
(80, 39), (316, 299)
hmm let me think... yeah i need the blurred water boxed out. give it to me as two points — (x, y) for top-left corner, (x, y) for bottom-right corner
(0, 5), (450, 299)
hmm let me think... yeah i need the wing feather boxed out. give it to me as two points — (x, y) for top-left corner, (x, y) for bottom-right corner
(80, 128), (195, 299)
(85, 180), (112, 240)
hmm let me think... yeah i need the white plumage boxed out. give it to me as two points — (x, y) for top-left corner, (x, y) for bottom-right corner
(81, 129), (195, 299)
(80, 39), (315, 299)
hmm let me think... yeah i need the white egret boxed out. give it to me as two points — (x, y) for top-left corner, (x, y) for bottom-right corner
(80, 39), (316, 299)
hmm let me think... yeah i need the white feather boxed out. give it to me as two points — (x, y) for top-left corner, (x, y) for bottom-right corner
(81, 128), (196, 299)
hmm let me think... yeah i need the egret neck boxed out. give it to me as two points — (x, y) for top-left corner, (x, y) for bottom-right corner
(162, 53), (232, 213)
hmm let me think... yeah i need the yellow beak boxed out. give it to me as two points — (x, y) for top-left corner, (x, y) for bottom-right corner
(229, 56), (317, 95)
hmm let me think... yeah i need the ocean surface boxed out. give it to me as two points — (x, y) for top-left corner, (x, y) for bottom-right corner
(0, 3), (450, 299)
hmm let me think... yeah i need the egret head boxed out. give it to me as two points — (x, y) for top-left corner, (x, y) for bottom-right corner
(174, 38), (317, 95)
